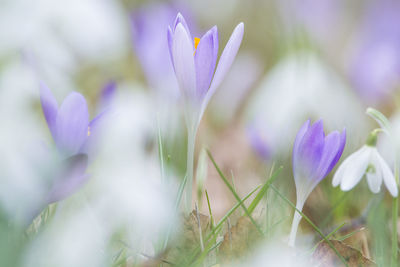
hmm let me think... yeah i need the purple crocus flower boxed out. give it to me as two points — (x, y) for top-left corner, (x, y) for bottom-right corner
(247, 123), (271, 160)
(289, 119), (346, 246)
(98, 80), (117, 110)
(350, 0), (400, 103)
(39, 82), (103, 203)
(40, 82), (102, 158)
(167, 13), (244, 129)
(167, 13), (244, 210)
(131, 3), (181, 99)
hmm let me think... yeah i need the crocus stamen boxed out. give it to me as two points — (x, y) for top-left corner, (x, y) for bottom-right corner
(87, 126), (91, 137)
(193, 37), (200, 54)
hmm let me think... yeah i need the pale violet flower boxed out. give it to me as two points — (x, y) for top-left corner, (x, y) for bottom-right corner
(289, 119), (346, 246)
(332, 132), (398, 197)
(167, 13), (244, 129)
(167, 13), (244, 209)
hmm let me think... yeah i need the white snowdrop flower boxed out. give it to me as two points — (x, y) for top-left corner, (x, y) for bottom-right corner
(332, 131), (398, 197)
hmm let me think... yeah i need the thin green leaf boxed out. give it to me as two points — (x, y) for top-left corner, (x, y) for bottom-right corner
(191, 227), (222, 267)
(188, 185), (261, 264)
(205, 190), (214, 230)
(248, 166), (283, 215)
(207, 150), (264, 236)
(270, 185), (349, 267)
(310, 222), (347, 253)
(337, 227), (366, 242)
(366, 107), (391, 134)
(157, 122), (165, 182)
(163, 174), (188, 250)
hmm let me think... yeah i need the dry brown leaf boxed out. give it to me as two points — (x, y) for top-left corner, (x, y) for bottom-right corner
(312, 239), (375, 267)
(165, 210), (211, 264)
(218, 216), (262, 263)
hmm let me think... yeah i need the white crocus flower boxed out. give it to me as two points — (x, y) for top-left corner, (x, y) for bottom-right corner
(332, 131), (398, 197)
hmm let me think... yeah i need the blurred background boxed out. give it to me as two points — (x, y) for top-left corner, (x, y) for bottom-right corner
(1, 0), (400, 266)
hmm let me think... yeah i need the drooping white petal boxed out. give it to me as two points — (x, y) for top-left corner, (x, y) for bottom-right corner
(340, 146), (372, 191)
(376, 151), (398, 197)
(366, 149), (383, 193)
(332, 146), (368, 187)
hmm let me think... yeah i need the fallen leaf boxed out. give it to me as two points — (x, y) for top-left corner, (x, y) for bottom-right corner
(218, 216), (262, 263)
(312, 239), (375, 267)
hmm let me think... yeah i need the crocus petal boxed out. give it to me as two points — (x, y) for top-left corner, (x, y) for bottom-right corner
(376, 151), (398, 197)
(295, 120), (325, 181)
(340, 146), (372, 191)
(330, 129), (347, 171)
(79, 110), (107, 158)
(173, 12), (192, 42)
(194, 26), (218, 97)
(55, 92), (89, 156)
(167, 26), (175, 70)
(99, 80), (117, 109)
(200, 22), (244, 117)
(39, 82), (58, 138)
(292, 120), (311, 168)
(46, 154), (89, 203)
(317, 129), (346, 179)
(171, 23), (197, 100)
(366, 151), (383, 193)
(247, 124), (271, 160)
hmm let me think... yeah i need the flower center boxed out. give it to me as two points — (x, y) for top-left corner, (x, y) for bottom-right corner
(194, 37), (200, 54)
(87, 126), (91, 137)
(366, 164), (376, 174)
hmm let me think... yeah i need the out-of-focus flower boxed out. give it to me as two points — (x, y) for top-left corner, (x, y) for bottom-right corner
(210, 52), (262, 124)
(131, 4), (195, 142)
(130, 3), (181, 100)
(167, 12), (244, 209)
(0, 0), (127, 97)
(39, 83), (105, 205)
(289, 119), (346, 246)
(235, 240), (310, 267)
(246, 53), (368, 159)
(40, 83), (103, 158)
(247, 122), (271, 160)
(98, 80), (117, 111)
(350, 0), (400, 103)
(333, 131), (398, 197)
(283, 0), (343, 46)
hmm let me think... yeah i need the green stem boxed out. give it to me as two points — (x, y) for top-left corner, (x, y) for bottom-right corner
(186, 127), (196, 213)
(392, 197), (398, 267)
(392, 150), (399, 267)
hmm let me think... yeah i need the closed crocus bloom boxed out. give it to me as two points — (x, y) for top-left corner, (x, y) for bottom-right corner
(131, 3), (180, 99)
(40, 82), (103, 158)
(39, 82), (104, 204)
(167, 13), (244, 129)
(289, 120), (346, 246)
(350, 0), (400, 103)
(167, 13), (244, 209)
(332, 131), (398, 197)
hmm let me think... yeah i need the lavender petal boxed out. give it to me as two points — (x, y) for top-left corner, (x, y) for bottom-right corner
(194, 26), (218, 98)
(39, 82), (58, 139)
(55, 92), (89, 156)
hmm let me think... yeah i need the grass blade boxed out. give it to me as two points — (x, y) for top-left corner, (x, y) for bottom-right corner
(188, 185), (261, 264)
(207, 150), (264, 236)
(205, 190), (214, 230)
(163, 174), (188, 250)
(270, 185), (349, 267)
(248, 166), (282, 215)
